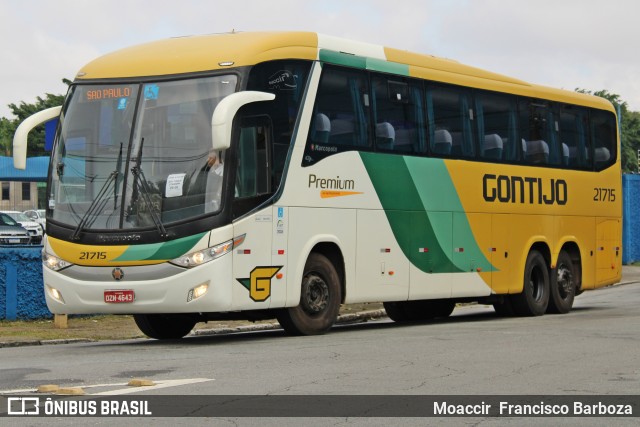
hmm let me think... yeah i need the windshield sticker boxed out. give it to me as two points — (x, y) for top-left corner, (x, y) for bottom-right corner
(165, 173), (186, 198)
(268, 70), (297, 90)
(144, 84), (160, 100)
(117, 98), (128, 110)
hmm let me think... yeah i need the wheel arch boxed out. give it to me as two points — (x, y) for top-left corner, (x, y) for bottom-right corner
(511, 238), (551, 294)
(288, 235), (346, 306)
(311, 242), (346, 304)
(530, 241), (552, 267)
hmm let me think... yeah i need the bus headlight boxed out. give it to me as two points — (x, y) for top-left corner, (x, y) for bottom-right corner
(170, 239), (234, 268)
(42, 251), (73, 271)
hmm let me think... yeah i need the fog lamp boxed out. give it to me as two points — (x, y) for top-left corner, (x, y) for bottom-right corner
(47, 286), (65, 303)
(187, 282), (210, 302)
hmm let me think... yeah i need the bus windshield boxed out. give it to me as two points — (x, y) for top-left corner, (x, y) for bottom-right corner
(49, 75), (238, 233)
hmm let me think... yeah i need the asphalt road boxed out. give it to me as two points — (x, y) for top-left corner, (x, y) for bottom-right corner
(1, 269), (639, 426)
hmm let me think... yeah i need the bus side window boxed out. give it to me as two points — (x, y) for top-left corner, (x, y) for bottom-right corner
(560, 105), (591, 169)
(520, 100), (561, 166)
(474, 91), (518, 162)
(232, 117), (273, 219)
(427, 84), (475, 158)
(247, 60), (312, 187)
(590, 109), (617, 171)
(371, 75), (426, 155)
(235, 118), (271, 198)
(304, 65), (370, 166)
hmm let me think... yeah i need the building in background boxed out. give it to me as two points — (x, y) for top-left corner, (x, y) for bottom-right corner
(0, 156), (48, 211)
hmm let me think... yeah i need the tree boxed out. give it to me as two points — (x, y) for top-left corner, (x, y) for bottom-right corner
(2, 78), (70, 158)
(0, 117), (12, 156)
(576, 89), (640, 173)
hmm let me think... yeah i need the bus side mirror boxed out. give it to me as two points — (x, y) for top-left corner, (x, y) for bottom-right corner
(13, 106), (62, 169)
(211, 91), (275, 151)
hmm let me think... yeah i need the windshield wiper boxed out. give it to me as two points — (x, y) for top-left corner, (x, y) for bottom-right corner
(70, 143), (124, 240)
(130, 138), (167, 238)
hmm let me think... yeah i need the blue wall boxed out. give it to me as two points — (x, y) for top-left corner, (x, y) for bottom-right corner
(623, 174), (640, 264)
(0, 246), (51, 320)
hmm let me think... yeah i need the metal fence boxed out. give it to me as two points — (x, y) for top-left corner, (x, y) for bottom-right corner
(623, 174), (640, 264)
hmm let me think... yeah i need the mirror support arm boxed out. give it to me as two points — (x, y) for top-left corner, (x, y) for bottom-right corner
(211, 91), (275, 151)
(13, 106), (62, 169)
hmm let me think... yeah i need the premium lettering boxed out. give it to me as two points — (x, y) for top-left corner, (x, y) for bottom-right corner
(308, 174), (355, 190)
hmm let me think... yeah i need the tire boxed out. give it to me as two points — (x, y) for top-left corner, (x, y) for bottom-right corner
(418, 299), (455, 319)
(511, 250), (550, 316)
(384, 299), (455, 322)
(493, 296), (515, 316)
(276, 253), (341, 336)
(383, 301), (413, 322)
(133, 314), (196, 339)
(547, 250), (576, 314)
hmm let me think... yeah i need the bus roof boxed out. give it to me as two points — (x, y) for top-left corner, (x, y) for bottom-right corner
(76, 31), (613, 112)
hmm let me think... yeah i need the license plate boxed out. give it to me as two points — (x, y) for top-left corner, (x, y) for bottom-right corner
(104, 290), (135, 303)
(8, 239), (20, 243)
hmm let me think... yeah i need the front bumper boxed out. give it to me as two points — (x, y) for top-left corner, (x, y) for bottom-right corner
(43, 256), (234, 314)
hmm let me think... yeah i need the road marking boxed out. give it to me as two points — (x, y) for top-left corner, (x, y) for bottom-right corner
(0, 378), (214, 396)
(93, 378), (213, 395)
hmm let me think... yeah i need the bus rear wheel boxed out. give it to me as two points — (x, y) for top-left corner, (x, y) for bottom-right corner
(511, 250), (550, 316)
(493, 297), (515, 316)
(547, 250), (576, 314)
(276, 253), (341, 336)
(133, 314), (196, 339)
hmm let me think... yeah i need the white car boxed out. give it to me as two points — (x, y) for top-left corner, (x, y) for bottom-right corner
(2, 211), (44, 244)
(23, 209), (46, 228)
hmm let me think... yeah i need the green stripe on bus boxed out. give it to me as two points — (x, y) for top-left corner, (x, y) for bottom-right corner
(319, 49), (409, 76)
(115, 232), (207, 261)
(360, 152), (493, 273)
(319, 49), (367, 68)
(365, 58), (409, 76)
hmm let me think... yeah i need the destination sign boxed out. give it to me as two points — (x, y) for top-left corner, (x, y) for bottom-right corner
(86, 87), (132, 101)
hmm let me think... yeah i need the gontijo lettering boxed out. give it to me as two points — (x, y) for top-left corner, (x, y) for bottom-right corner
(483, 174), (567, 205)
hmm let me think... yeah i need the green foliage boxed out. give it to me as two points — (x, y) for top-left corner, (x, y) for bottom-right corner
(8, 93), (66, 157)
(0, 117), (13, 156)
(1, 79), (69, 157)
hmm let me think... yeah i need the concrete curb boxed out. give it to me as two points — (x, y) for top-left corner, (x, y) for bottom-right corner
(0, 338), (94, 348)
(192, 309), (388, 337)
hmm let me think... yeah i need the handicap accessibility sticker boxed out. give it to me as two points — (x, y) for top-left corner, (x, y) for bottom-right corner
(117, 98), (128, 110)
(144, 84), (159, 100)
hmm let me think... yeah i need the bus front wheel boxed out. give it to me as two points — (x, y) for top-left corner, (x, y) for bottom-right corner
(133, 314), (196, 340)
(511, 250), (550, 316)
(276, 253), (341, 336)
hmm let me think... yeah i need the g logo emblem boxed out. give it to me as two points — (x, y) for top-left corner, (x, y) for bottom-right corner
(237, 266), (282, 302)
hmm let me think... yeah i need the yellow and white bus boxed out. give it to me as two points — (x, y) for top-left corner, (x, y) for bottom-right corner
(14, 32), (621, 339)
